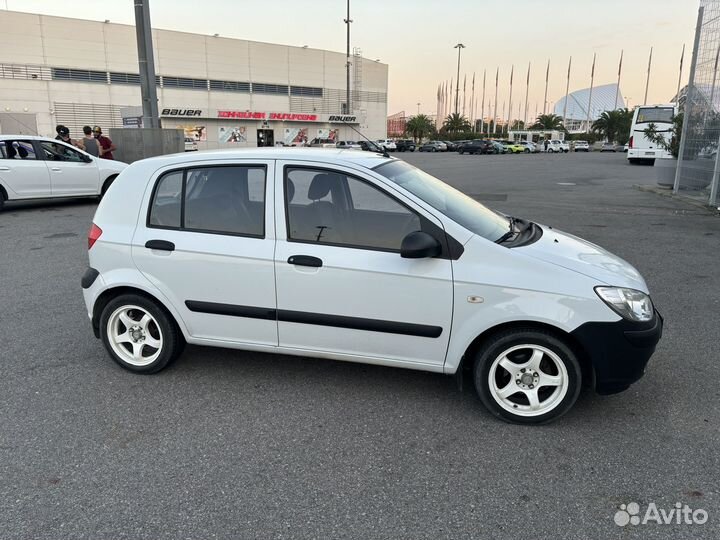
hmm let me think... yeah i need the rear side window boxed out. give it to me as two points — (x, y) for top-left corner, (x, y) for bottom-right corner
(0, 140), (37, 160)
(148, 165), (266, 237)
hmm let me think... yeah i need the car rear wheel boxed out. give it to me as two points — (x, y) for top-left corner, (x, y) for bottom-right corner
(431, 147), (437, 152)
(0, 189), (5, 212)
(473, 329), (581, 424)
(100, 294), (184, 374)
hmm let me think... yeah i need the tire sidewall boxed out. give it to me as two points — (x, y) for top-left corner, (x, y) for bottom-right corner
(99, 294), (178, 374)
(473, 330), (582, 424)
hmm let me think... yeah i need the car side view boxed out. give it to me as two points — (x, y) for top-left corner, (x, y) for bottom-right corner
(82, 148), (662, 424)
(0, 135), (127, 210)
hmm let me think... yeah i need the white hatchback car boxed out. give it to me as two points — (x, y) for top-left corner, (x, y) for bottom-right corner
(376, 139), (397, 152)
(82, 148), (662, 424)
(0, 135), (126, 209)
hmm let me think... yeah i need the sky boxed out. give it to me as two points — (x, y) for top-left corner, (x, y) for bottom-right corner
(7, 0), (698, 120)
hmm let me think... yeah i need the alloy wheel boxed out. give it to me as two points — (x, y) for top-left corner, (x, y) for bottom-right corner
(106, 305), (164, 366)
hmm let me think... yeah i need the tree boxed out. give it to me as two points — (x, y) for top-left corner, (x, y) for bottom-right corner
(643, 112), (683, 158)
(510, 120), (525, 131)
(531, 113), (564, 130)
(442, 113), (471, 133)
(405, 114), (435, 142)
(592, 109), (633, 144)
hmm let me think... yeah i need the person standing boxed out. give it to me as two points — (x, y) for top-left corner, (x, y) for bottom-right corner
(80, 125), (100, 157)
(55, 125), (82, 149)
(93, 125), (116, 160)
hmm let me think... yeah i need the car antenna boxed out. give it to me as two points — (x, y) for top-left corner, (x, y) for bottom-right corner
(339, 118), (390, 158)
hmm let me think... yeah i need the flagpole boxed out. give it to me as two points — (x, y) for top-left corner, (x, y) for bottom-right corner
(615, 50), (623, 109)
(676, 44), (685, 103)
(644, 47), (653, 105)
(492, 67), (499, 135)
(507, 65), (514, 135)
(585, 53), (595, 133)
(470, 72), (476, 126)
(563, 56), (571, 128)
(543, 59), (550, 115)
(481, 69), (486, 135)
(462, 74), (467, 116)
(524, 62), (530, 126)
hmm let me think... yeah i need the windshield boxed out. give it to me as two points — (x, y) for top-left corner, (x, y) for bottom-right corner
(636, 107), (674, 124)
(374, 160), (510, 241)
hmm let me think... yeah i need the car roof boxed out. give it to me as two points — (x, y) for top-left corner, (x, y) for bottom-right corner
(0, 135), (55, 141)
(125, 147), (394, 171)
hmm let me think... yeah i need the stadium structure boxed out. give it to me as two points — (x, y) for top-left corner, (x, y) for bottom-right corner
(553, 83), (625, 133)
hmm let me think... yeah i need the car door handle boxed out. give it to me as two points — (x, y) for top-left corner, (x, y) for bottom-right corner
(287, 255), (322, 267)
(50, 167), (62, 172)
(0, 166), (9, 171)
(145, 240), (175, 252)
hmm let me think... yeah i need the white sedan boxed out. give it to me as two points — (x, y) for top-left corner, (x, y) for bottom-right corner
(0, 135), (127, 210)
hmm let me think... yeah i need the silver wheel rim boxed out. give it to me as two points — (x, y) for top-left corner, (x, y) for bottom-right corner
(106, 305), (163, 367)
(487, 344), (569, 417)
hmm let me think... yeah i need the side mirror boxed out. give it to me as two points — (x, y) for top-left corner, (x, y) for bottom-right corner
(400, 231), (441, 259)
(82, 154), (93, 163)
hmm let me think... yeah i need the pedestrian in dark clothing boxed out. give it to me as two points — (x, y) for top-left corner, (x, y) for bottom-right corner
(93, 125), (116, 160)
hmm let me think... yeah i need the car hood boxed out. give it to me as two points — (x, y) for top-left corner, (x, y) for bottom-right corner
(514, 225), (648, 292)
(97, 158), (128, 173)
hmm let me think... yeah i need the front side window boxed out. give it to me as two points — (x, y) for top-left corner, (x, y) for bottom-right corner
(285, 167), (421, 251)
(148, 165), (266, 236)
(375, 160), (509, 242)
(39, 141), (85, 162)
(0, 140), (38, 160)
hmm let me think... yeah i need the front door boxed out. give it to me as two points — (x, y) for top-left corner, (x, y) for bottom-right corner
(132, 161), (278, 346)
(38, 140), (100, 196)
(273, 162), (454, 369)
(0, 139), (51, 197)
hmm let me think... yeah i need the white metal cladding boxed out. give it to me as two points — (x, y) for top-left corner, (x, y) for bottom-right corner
(553, 84), (625, 120)
(53, 102), (123, 135)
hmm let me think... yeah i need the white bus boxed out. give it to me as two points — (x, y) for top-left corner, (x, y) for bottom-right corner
(627, 104), (677, 164)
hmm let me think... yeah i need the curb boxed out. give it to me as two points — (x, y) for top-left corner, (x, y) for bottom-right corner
(633, 184), (720, 214)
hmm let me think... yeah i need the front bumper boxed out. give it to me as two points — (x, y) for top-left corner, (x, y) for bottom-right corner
(571, 310), (663, 395)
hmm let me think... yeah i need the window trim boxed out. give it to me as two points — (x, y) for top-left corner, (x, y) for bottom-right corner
(282, 164), (453, 256)
(146, 164), (268, 239)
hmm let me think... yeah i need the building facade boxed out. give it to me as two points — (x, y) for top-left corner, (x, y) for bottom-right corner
(0, 11), (388, 148)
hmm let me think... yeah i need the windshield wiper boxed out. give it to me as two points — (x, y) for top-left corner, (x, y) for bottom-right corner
(495, 216), (518, 244)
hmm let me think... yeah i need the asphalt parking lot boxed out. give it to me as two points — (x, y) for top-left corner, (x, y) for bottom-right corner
(1, 151), (718, 539)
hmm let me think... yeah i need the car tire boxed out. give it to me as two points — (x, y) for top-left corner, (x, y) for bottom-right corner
(524, 148), (530, 153)
(0, 189), (5, 212)
(431, 147), (437, 152)
(100, 293), (185, 374)
(473, 328), (582, 425)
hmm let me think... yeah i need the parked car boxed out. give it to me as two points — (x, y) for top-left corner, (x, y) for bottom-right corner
(0, 135), (127, 210)
(376, 139), (397, 152)
(516, 141), (535, 153)
(458, 139), (495, 155)
(418, 141), (447, 152)
(83, 148), (662, 424)
(505, 142), (526, 154)
(395, 139), (416, 152)
(546, 140), (570, 153)
(573, 140), (590, 152)
(336, 140), (362, 150)
(600, 142), (617, 152)
(308, 138), (336, 148)
(358, 140), (384, 153)
(490, 141), (507, 154)
(184, 137), (198, 152)
(622, 144), (629, 153)
(442, 141), (459, 152)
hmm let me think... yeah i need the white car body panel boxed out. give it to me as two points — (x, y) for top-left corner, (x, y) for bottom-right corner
(85, 148), (649, 377)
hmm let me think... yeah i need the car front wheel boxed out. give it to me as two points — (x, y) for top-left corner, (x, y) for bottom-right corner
(473, 328), (581, 424)
(100, 294), (184, 374)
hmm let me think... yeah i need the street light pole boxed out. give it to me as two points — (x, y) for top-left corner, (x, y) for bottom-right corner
(417, 102), (421, 115)
(344, 0), (352, 114)
(454, 43), (465, 115)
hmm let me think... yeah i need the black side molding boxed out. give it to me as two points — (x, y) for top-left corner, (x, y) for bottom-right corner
(185, 300), (275, 320)
(81, 267), (99, 289)
(184, 300), (442, 338)
(145, 239), (175, 251)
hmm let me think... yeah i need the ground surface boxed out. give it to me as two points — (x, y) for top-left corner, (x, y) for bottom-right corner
(1, 151), (718, 539)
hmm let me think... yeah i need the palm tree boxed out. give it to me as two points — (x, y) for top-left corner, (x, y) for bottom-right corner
(592, 109), (633, 143)
(443, 113), (471, 133)
(405, 114), (435, 142)
(531, 113), (564, 130)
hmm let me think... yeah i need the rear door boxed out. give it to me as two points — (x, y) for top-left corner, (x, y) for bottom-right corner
(132, 160), (278, 346)
(0, 139), (51, 198)
(38, 140), (100, 196)
(273, 161), (454, 369)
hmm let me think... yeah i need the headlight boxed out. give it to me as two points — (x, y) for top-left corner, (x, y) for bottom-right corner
(595, 287), (654, 322)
